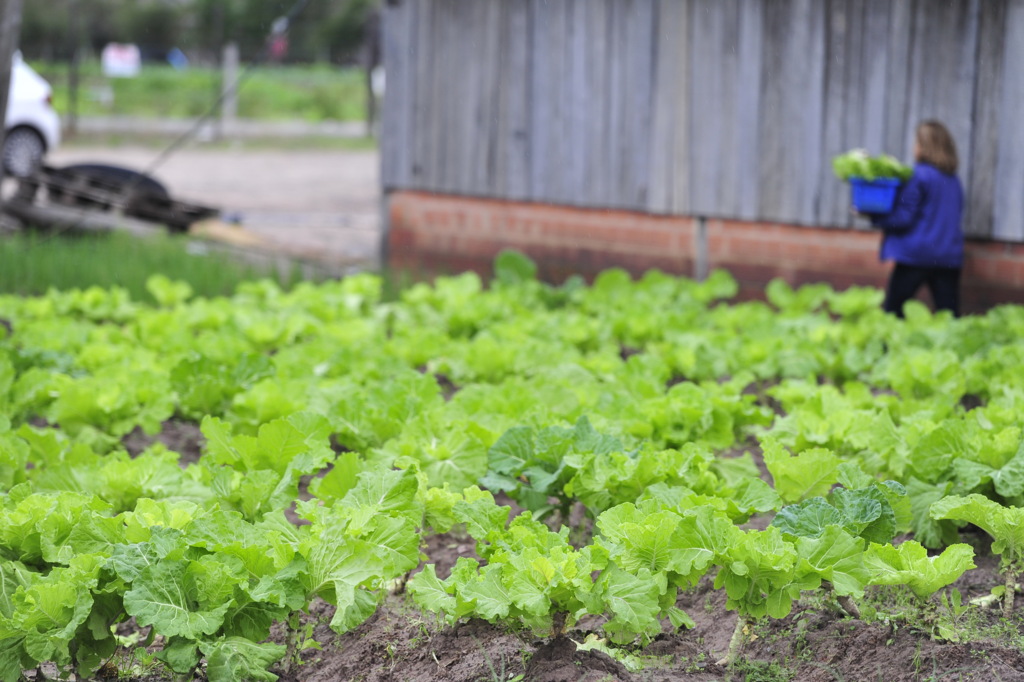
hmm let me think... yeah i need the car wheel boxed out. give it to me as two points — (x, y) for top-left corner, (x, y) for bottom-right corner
(2, 127), (45, 178)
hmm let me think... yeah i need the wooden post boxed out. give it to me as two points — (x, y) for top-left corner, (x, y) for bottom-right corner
(363, 9), (381, 138)
(694, 215), (709, 282)
(67, 0), (81, 135)
(0, 0), (24, 186)
(220, 42), (239, 138)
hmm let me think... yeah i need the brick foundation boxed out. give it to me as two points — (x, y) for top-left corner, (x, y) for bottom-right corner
(387, 191), (1024, 314)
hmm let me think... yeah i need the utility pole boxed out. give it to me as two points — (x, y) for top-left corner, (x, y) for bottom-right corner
(0, 0), (24, 187)
(219, 42), (239, 139)
(68, 0), (81, 135)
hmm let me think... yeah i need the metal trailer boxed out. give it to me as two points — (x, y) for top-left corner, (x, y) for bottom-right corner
(4, 163), (218, 233)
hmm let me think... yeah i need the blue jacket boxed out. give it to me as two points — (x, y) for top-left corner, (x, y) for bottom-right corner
(871, 162), (964, 268)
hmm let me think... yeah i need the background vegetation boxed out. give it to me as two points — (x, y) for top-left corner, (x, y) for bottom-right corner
(34, 61), (367, 121)
(23, 0), (379, 65)
(0, 232), (305, 302)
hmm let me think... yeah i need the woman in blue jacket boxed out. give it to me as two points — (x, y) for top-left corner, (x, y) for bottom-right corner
(871, 121), (964, 317)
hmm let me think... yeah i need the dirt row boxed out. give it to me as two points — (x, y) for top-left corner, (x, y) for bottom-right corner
(122, 420), (1024, 682)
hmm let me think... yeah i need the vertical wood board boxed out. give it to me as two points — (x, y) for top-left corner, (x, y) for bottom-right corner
(734, 1), (764, 220)
(381, 0), (1019, 241)
(819, 0), (854, 227)
(380, 1), (413, 190)
(758, 0), (827, 224)
(965, 0), (1006, 238)
(993, 0), (1024, 240)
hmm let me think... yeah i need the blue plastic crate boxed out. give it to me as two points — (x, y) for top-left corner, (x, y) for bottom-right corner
(850, 177), (901, 213)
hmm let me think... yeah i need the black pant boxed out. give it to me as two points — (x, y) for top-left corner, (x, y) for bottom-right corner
(884, 263), (961, 317)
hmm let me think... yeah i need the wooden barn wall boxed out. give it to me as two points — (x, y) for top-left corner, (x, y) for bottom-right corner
(381, 0), (1024, 241)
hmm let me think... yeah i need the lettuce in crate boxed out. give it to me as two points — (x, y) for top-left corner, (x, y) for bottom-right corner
(833, 149), (912, 182)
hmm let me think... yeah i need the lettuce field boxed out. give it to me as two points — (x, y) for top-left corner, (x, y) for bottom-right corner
(1, 253), (1023, 682)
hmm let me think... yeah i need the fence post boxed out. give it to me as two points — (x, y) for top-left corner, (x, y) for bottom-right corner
(694, 215), (709, 281)
(220, 42), (239, 139)
(67, 0), (81, 136)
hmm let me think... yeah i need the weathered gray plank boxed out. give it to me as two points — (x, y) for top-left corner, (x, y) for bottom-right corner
(860, 0), (892, 155)
(556, 0), (594, 207)
(686, 0), (759, 220)
(422, 0), (444, 192)
(965, 0), (1007, 238)
(715, 0), (742, 217)
(621, 0), (656, 210)
(561, 0), (588, 205)
(408, 0), (436, 191)
(758, 0), (826, 224)
(670, 1), (692, 216)
(528, 0), (561, 200)
(526, 0), (546, 200)
(819, 0), (892, 228)
(734, 0), (763, 220)
(819, 0), (854, 227)
(604, 0), (626, 209)
(993, 0), (1024, 241)
(798, 0), (827, 226)
(380, 0), (413, 190)
(433, 0), (458, 193)
(382, 0), (1018, 244)
(546, 0), (569, 203)
(582, 0), (612, 207)
(493, 0), (530, 200)
(840, 0), (864, 158)
(456, 0), (479, 194)
(465, 0), (496, 196)
(757, 0), (784, 221)
(935, 1), (978, 192)
(903, 0), (980, 238)
(476, 0), (501, 195)
(437, 0), (464, 194)
(688, 0), (731, 216)
(883, 0), (914, 161)
(951, 0), (981, 207)
(903, 0), (928, 165)
(455, 0), (479, 194)
(647, 0), (677, 214)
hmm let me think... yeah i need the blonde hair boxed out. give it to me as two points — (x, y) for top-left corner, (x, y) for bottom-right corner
(915, 120), (958, 175)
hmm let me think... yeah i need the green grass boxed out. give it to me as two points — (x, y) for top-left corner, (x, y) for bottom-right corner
(34, 62), (368, 122)
(730, 659), (796, 682)
(0, 231), (308, 303)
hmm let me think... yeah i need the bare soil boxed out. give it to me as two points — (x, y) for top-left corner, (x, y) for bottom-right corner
(122, 419), (205, 465)
(120, 423), (1024, 682)
(265, 544), (1023, 682)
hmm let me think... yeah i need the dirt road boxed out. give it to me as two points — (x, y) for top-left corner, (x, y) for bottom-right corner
(47, 145), (382, 269)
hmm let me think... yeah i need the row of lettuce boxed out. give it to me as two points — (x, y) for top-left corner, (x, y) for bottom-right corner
(1, 254), (1023, 680)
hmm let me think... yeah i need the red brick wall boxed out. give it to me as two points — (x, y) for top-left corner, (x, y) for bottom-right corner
(703, 219), (888, 300)
(387, 191), (1024, 313)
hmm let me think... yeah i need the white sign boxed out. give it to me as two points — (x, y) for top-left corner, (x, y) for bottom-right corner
(101, 43), (141, 78)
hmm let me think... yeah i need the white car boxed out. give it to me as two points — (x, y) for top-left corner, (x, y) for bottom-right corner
(4, 54), (61, 178)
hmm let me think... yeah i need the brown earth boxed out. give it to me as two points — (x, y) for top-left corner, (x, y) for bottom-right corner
(37, 141), (1022, 681)
(267, 543), (1023, 682)
(122, 419), (205, 465)
(108, 420), (1024, 682)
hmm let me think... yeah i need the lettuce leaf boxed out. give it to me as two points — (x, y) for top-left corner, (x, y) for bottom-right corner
(201, 637), (287, 682)
(762, 440), (840, 504)
(123, 559), (235, 639)
(864, 541), (975, 599)
(930, 494), (1024, 566)
(833, 149), (911, 181)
